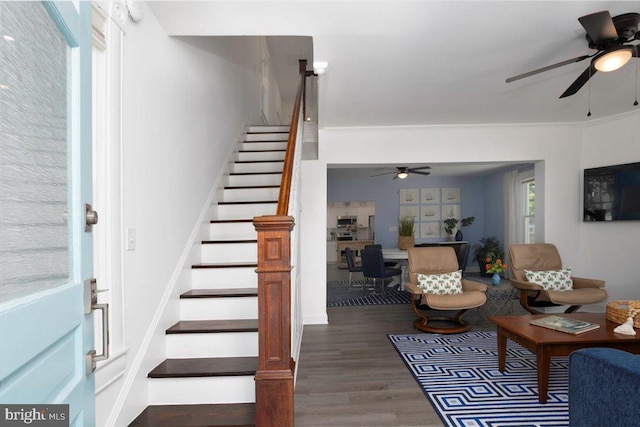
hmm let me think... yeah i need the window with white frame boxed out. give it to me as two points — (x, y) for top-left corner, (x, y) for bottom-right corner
(523, 177), (535, 243)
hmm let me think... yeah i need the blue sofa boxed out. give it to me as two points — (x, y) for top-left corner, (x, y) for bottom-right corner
(569, 347), (640, 426)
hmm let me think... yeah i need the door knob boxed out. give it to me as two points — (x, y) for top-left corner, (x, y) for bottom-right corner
(85, 203), (98, 231)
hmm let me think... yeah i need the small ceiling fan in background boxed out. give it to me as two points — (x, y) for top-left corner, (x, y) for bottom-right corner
(506, 10), (640, 98)
(371, 166), (431, 179)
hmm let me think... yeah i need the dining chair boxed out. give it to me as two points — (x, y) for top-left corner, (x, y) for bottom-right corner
(344, 247), (363, 288)
(360, 247), (402, 293)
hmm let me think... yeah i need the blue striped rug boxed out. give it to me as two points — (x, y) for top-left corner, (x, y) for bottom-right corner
(389, 331), (569, 427)
(327, 280), (412, 307)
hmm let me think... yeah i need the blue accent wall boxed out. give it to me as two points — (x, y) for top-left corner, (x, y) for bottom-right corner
(327, 165), (525, 263)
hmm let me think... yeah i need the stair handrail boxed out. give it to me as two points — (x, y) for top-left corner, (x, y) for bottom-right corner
(277, 59), (307, 215)
(252, 59), (309, 427)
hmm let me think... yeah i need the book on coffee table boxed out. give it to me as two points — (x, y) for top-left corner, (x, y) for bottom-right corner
(530, 315), (600, 335)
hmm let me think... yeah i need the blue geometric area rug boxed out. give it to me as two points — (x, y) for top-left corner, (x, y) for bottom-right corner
(388, 331), (569, 427)
(327, 280), (412, 307)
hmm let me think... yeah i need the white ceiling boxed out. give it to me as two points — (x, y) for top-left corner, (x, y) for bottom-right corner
(148, 1), (640, 128)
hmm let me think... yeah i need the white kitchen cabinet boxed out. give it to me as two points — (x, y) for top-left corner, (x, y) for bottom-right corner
(327, 208), (338, 228)
(357, 206), (375, 227)
(327, 241), (338, 263)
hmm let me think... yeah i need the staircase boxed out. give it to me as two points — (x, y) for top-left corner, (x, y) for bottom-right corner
(130, 125), (289, 426)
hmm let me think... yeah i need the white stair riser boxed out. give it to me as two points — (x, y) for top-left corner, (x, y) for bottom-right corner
(226, 174), (282, 187)
(191, 268), (257, 288)
(149, 376), (255, 404)
(217, 203), (276, 219)
(201, 242), (256, 263)
(237, 151), (285, 162)
(247, 125), (289, 133)
(166, 332), (258, 358)
(233, 162), (283, 174)
(209, 222), (255, 240)
(222, 187), (279, 203)
(180, 297), (258, 320)
(241, 141), (287, 151)
(244, 132), (288, 142)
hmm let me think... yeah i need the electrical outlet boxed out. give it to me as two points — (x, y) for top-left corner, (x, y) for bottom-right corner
(389, 226), (398, 232)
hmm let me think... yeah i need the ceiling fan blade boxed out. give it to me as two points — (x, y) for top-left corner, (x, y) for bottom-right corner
(578, 10), (618, 42)
(633, 44), (640, 57)
(370, 171), (396, 177)
(411, 171), (431, 176)
(408, 166), (432, 171)
(506, 55), (591, 83)
(559, 63), (597, 98)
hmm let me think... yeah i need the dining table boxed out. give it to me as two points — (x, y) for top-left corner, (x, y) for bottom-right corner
(382, 241), (468, 290)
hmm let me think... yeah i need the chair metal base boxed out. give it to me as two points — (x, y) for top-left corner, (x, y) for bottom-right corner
(411, 296), (473, 334)
(518, 290), (581, 315)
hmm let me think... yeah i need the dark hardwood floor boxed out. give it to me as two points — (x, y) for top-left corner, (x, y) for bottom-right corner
(294, 266), (508, 426)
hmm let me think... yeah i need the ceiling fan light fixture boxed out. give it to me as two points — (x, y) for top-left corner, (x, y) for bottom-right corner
(397, 171), (409, 179)
(594, 48), (633, 72)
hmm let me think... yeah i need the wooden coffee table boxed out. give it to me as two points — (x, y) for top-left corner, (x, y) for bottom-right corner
(489, 313), (640, 403)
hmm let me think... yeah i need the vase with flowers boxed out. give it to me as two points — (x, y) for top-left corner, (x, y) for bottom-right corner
(486, 258), (507, 285)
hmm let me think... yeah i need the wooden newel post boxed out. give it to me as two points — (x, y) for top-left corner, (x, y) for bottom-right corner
(253, 215), (295, 426)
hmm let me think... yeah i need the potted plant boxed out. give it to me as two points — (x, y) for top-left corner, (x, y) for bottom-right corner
(472, 236), (505, 276)
(443, 216), (474, 241)
(398, 216), (415, 250)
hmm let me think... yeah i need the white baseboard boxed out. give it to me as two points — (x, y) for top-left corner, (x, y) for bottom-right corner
(303, 314), (328, 325)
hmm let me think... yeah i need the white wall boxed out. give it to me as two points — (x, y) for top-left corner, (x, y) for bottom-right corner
(579, 111), (640, 300)
(300, 115), (640, 324)
(98, 4), (276, 425)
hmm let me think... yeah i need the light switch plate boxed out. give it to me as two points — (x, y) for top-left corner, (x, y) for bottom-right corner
(126, 228), (136, 251)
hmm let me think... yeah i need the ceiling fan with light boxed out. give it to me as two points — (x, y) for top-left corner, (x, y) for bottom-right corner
(506, 11), (640, 98)
(371, 166), (431, 179)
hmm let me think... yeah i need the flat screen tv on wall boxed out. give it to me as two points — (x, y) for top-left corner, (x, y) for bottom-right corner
(583, 161), (640, 222)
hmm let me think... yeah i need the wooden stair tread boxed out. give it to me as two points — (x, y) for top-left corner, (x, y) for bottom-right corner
(167, 319), (258, 334)
(210, 219), (253, 223)
(201, 239), (257, 244)
(192, 262), (257, 269)
(218, 200), (276, 205)
(224, 185), (280, 189)
(238, 149), (286, 153)
(181, 288), (258, 298)
(148, 357), (258, 378)
(129, 403), (255, 427)
(234, 160), (283, 164)
(228, 172), (282, 176)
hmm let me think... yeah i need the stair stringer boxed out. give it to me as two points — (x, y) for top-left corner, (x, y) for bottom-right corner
(109, 125), (250, 427)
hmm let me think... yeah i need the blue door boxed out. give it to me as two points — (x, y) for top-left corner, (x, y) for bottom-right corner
(0, 2), (95, 425)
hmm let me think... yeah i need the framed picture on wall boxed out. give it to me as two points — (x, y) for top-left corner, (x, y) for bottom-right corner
(442, 187), (460, 203)
(420, 188), (440, 204)
(420, 205), (441, 221)
(420, 222), (441, 239)
(399, 205), (419, 219)
(442, 204), (460, 220)
(399, 188), (419, 204)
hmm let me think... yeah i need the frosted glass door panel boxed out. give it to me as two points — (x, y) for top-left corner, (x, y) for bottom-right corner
(0, 2), (69, 302)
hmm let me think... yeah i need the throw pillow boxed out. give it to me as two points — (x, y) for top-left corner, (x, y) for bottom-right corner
(416, 270), (463, 295)
(524, 268), (573, 291)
